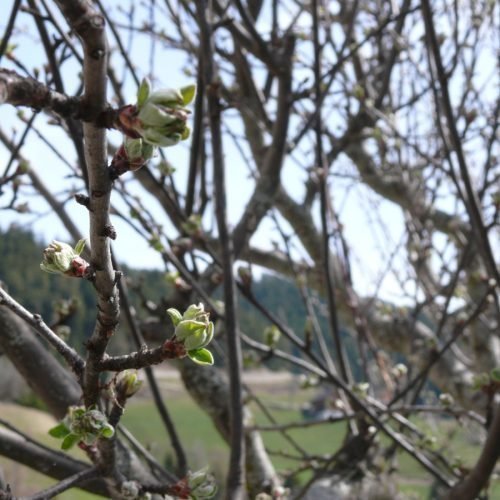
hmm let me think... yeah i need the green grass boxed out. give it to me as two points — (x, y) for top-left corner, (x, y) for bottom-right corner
(121, 397), (228, 474)
(112, 393), (500, 498)
(2, 387), (500, 498)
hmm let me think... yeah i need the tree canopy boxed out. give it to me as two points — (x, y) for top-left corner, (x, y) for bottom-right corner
(0, 0), (498, 498)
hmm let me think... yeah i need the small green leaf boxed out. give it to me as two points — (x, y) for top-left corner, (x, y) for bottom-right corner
(74, 239), (86, 255)
(167, 308), (182, 327)
(137, 78), (152, 107)
(48, 422), (70, 438)
(181, 125), (191, 140)
(180, 84), (196, 105)
(100, 424), (115, 439)
(174, 319), (206, 341)
(188, 348), (214, 366)
(61, 433), (80, 450)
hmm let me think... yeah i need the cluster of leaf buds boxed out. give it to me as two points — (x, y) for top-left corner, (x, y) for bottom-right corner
(49, 405), (114, 450)
(40, 239), (89, 278)
(168, 468), (217, 499)
(110, 78), (195, 178)
(187, 468), (217, 499)
(116, 78), (196, 148)
(166, 303), (214, 365)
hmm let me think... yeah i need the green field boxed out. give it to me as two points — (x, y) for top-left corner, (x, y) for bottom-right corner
(1, 376), (499, 499)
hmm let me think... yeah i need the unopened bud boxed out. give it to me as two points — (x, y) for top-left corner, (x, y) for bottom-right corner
(116, 370), (143, 398)
(187, 467), (217, 499)
(166, 304), (215, 365)
(263, 325), (280, 348)
(391, 363), (408, 379)
(116, 79), (196, 148)
(40, 240), (89, 278)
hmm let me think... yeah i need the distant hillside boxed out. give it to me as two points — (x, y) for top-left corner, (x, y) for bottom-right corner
(0, 227), (359, 372)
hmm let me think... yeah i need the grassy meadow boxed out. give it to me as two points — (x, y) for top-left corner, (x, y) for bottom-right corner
(0, 369), (498, 499)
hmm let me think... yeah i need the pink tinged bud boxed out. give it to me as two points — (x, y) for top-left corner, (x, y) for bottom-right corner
(115, 105), (142, 139)
(68, 256), (90, 278)
(162, 339), (187, 358)
(40, 239), (89, 278)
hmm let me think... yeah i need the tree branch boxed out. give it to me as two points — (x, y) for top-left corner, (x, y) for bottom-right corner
(445, 403), (500, 500)
(0, 426), (107, 496)
(195, 1), (246, 497)
(26, 466), (99, 500)
(0, 69), (82, 118)
(0, 288), (85, 379)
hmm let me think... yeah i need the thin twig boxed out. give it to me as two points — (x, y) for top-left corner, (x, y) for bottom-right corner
(195, 1), (246, 497)
(25, 467), (99, 500)
(0, 287), (85, 376)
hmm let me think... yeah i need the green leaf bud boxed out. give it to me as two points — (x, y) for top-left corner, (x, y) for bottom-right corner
(148, 87), (184, 107)
(188, 348), (215, 366)
(183, 303), (206, 320)
(138, 101), (180, 128)
(137, 78), (152, 108)
(48, 422), (70, 439)
(168, 303), (215, 366)
(124, 136), (156, 170)
(116, 369), (143, 398)
(167, 308), (183, 327)
(174, 320), (207, 342)
(180, 84), (196, 105)
(61, 433), (80, 450)
(141, 127), (182, 147)
(187, 467), (217, 498)
(263, 325), (280, 347)
(51, 405), (114, 449)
